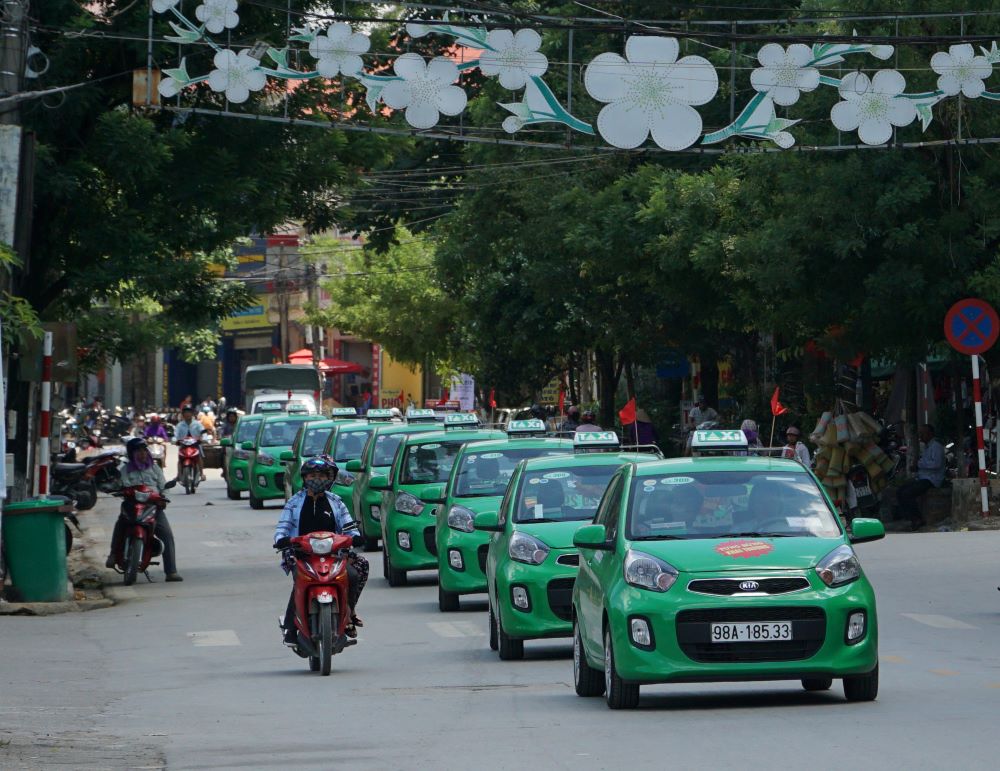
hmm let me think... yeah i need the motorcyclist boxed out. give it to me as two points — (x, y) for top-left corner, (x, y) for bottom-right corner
(274, 457), (368, 643)
(576, 409), (602, 432)
(144, 414), (170, 442)
(174, 405), (206, 482)
(105, 438), (183, 582)
(219, 407), (239, 439)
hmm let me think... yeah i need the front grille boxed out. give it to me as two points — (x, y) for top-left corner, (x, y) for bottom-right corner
(477, 544), (489, 573)
(423, 526), (437, 556)
(556, 553), (580, 567)
(274, 473), (284, 490)
(687, 577), (810, 596)
(546, 578), (575, 621)
(676, 607), (825, 663)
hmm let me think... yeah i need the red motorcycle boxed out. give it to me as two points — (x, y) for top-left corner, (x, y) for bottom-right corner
(109, 482), (175, 585)
(277, 531), (362, 675)
(51, 449), (123, 510)
(177, 437), (201, 494)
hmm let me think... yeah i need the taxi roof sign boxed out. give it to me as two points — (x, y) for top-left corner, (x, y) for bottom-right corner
(366, 408), (394, 422)
(331, 407), (358, 419)
(691, 429), (748, 451)
(573, 431), (621, 451)
(405, 408), (437, 423)
(444, 413), (480, 429)
(506, 419), (547, 436)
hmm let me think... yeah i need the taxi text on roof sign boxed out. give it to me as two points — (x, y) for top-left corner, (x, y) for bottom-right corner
(366, 408), (394, 421)
(405, 408), (437, 423)
(444, 413), (479, 428)
(691, 429), (748, 448)
(331, 407), (358, 418)
(506, 419), (547, 435)
(573, 431), (621, 448)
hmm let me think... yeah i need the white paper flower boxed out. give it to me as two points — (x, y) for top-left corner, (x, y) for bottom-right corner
(830, 70), (916, 145)
(207, 49), (266, 104)
(584, 36), (717, 151)
(380, 53), (468, 130)
(750, 43), (820, 107)
(931, 43), (992, 98)
(158, 77), (182, 98)
(869, 45), (895, 60)
(152, 0), (180, 12)
(308, 22), (370, 79)
(195, 0), (239, 36)
(478, 29), (548, 90)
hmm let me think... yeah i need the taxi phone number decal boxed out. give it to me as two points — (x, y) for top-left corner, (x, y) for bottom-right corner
(714, 540), (774, 558)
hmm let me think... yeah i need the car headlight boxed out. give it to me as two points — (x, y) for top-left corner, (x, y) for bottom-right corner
(623, 550), (678, 592)
(309, 536), (334, 555)
(257, 452), (275, 467)
(234, 449), (250, 460)
(447, 505), (475, 533)
(395, 492), (423, 516)
(816, 544), (861, 587)
(509, 532), (549, 565)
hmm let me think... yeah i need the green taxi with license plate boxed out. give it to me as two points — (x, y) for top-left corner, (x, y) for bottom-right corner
(222, 414), (264, 500)
(435, 420), (573, 612)
(246, 413), (325, 509)
(377, 415), (504, 586)
(570, 429), (884, 709)
(281, 409), (363, 499)
(349, 410), (442, 550)
(476, 432), (661, 660)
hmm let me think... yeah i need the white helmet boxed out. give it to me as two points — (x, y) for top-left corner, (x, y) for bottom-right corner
(390, 407), (403, 418)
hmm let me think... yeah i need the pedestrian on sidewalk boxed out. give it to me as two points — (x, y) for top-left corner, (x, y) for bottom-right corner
(896, 424), (945, 531)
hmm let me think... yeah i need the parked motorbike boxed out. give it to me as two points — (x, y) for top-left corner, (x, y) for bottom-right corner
(275, 530), (365, 675)
(51, 450), (122, 510)
(177, 437), (201, 494)
(108, 481), (176, 586)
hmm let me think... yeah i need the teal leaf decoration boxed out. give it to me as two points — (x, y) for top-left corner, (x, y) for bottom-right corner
(916, 103), (935, 131)
(981, 42), (1000, 65)
(267, 48), (288, 68)
(164, 21), (201, 45)
(162, 58), (191, 84)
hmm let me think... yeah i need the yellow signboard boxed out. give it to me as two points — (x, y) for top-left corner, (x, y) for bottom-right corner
(221, 296), (272, 331)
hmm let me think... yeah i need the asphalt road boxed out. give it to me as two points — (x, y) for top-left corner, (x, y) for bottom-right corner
(2, 464), (999, 770)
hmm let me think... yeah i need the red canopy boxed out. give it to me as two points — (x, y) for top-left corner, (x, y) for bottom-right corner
(287, 349), (365, 375)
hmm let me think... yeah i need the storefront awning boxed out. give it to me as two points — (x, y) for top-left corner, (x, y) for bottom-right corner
(288, 349), (366, 375)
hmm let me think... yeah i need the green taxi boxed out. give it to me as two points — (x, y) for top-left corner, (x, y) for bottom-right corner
(222, 414), (264, 500)
(436, 420), (573, 612)
(246, 413), (325, 509)
(322, 418), (381, 520)
(476, 432), (661, 660)
(349, 409), (441, 551)
(571, 430), (884, 709)
(282, 409), (363, 499)
(377, 415), (504, 586)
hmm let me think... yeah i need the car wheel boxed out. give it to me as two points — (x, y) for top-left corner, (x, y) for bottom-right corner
(364, 536), (380, 552)
(249, 494), (264, 510)
(802, 677), (833, 692)
(381, 548), (388, 579)
(497, 610), (524, 661)
(226, 485), (240, 500)
(438, 584), (460, 612)
(843, 663), (879, 702)
(386, 553), (407, 587)
(604, 627), (639, 709)
(574, 620), (605, 697)
(488, 606), (498, 651)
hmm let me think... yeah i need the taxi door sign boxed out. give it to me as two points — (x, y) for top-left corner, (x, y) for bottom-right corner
(506, 419), (547, 436)
(573, 431), (621, 450)
(331, 407), (358, 419)
(691, 429), (748, 450)
(444, 413), (479, 429)
(366, 408), (394, 422)
(405, 408), (437, 423)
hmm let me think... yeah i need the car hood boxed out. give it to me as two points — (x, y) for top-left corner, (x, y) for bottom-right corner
(625, 536), (846, 573)
(518, 520), (591, 550)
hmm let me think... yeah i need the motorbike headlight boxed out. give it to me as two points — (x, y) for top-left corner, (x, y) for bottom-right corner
(257, 452), (275, 467)
(134, 491), (151, 502)
(816, 544), (861, 587)
(309, 536), (334, 555)
(395, 492), (423, 516)
(447, 505), (475, 533)
(623, 550), (678, 592)
(509, 531), (549, 565)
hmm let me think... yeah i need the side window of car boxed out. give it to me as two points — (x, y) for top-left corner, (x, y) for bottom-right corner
(291, 426), (304, 454)
(497, 466), (520, 527)
(594, 473), (625, 541)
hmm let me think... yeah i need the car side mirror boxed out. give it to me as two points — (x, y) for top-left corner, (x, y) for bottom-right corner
(241, 441), (254, 451)
(849, 518), (885, 544)
(419, 484), (446, 504)
(369, 474), (389, 490)
(220, 438), (232, 447)
(473, 511), (501, 532)
(346, 459), (363, 473)
(573, 524), (614, 551)
(279, 450), (294, 461)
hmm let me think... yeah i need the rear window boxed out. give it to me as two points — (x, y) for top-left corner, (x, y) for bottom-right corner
(260, 420), (307, 446)
(400, 441), (466, 484)
(455, 448), (570, 497)
(513, 464), (620, 523)
(302, 426), (334, 457)
(372, 434), (405, 466)
(333, 428), (373, 462)
(235, 420), (262, 443)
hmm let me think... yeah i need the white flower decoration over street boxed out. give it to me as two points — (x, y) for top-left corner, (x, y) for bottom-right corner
(152, 0), (181, 12)
(158, 77), (182, 98)
(207, 49), (267, 104)
(750, 43), (820, 106)
(380, 54), (468, 130)
(308, 22), (370, 79)
(584, 36), (718, 150)
(479, 29), (548, 90)
(931, 44), (993, 98)
(830, 70), (916, 145)
(195, 0), (239, 36)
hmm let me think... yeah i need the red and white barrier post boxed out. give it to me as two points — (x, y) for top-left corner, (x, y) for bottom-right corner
(971, 355), (989, 518)
(38, 331), (53, 495)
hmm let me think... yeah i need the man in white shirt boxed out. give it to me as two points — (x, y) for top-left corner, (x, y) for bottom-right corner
(688, 397), (719, 429)
(781, 426), (812, 467)
(897, 424), (945, 531)
(174, 405), (206, 481)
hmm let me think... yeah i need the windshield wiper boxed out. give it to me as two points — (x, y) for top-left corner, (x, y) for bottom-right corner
(720, 531), (794, 538)
(630, 535), (686, 540)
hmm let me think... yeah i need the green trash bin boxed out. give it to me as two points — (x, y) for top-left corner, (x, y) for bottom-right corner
(2, 496), (73, 602)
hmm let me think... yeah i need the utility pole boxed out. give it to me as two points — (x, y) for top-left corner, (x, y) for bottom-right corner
(277, 244), (289, 362)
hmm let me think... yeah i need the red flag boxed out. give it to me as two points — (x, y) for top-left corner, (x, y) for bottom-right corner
(558, 386), (566, 415)
(488, 388), (497, 409)
(619, 397), (637, 425)
(770, 387), (789, 416)
(436, 387), (450, 406)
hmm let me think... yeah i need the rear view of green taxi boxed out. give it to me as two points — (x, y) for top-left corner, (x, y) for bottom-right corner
(349, 409), (440, 550)
(282, 408), (362, 499)
(436, 420), (573, 612)
(222, 415), (263, 500)
(477, 432), (662, 660)
(571, 430), (884, 709)
(247, 413), (324, 509)
(379, 415), (504, 586)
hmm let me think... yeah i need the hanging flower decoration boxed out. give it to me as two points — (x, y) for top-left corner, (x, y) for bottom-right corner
(830, 70), (917, 145)
(152, 0), (181, 12)
(931, 44), (993, 98)
(585, 36), (718, 150)
(308, 22), (370, 79)
(750, 43), (820, 106)
(207, 49), (267, 104)
(380, 54), (468, 130)
(478, 29), (548, 90)
(195, 0), (239, 36)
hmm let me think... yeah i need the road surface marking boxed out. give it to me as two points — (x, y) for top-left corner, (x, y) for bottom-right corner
(900, 613), (978, 630)
(882, 655), (907, 664)
(188, 630), (242, 647)
(930, 669), (959, 676)
(201, 541), (226, 548)
(427, 621), (485, 638)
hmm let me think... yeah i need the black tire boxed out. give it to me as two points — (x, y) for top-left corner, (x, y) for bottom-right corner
(123, 538), (141, 586)
(319, 604), (333, 676)
(64, 524), (74, 555)
(574, 620), (605, 697)
(364, 536), (380, 552)
(386, 553), (407, 587)
(249, 494), (264, 510)
(438, 585), (460, 612)
(843, 664), (879, 702)
(488, 606), (498, 651)
(802, 677), (834, 692)
(226, 485), (241, 500)
(75, 482), (97, 511)
(604, 628), (639, 709)
(381, 548), (389, 579)
(497, 610), (524, 661)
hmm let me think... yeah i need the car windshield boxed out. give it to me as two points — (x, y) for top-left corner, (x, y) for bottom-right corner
(400, 440), (466, 484)
(513, 464), (621, 523)
(372, 434), (405, 466)
(455, 448), (570, 497)
(260, 420), (306, 447)
(302, 426), (334, 457)
(333, 428), (373, 462)
(235, 420), (261, 442)
(625, 470), (842, 540)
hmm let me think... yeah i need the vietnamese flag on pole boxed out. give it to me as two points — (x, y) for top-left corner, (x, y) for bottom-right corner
(619, 397), (637, 425)
(770, 387), (789, 416)
(558, 385), (566, 415)
(488, 388), (497, 409)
